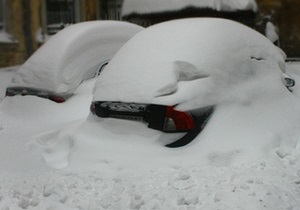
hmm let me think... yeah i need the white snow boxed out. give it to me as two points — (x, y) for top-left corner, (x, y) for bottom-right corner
(93, 18), (286, 108)
(122, 0), (258, 16)
(265, 22), (279, 43)
(9, 21), (143, 95)
(35, 28), (51, 43)
(0, 31), (17, 43)
(0, 19), (300, 209)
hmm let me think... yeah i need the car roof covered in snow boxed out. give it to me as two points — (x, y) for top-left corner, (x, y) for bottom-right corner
(9, 21), (144, 95)
(93, 18), (286, 108)
(122, 0), (258, 17)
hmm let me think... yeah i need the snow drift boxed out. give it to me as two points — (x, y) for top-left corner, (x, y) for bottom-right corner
(9, 21), (143, 95)
(89, 17), (300, 175)
(0, 18), (300, 209)
(93, 18), (286, 109)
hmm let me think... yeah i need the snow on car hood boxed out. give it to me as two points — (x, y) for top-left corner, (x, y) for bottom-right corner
(122, 0), (258, 16)
(93, 18), (286, 110)
(9, 21), (143, 94)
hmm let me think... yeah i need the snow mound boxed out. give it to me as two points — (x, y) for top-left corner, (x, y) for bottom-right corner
(1, 60), (300, 209)
(10, 21), (143, 94)
(2, 19), (300, 210)
(93, 18), (286, 108)
(122, 0), (258, 16)
(88, 18), (300, 171)
(265, 22), (278, 43)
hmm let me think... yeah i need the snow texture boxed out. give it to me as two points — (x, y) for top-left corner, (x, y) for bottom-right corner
(93, 18), (286, 110)
(0, 62), (300, 209)
(0, 31), (17, 43)
(0, 19), (300, 209)
(9, 21), (143, 95)
(122, 0), (258, 16)
(265, 22), (278, 43)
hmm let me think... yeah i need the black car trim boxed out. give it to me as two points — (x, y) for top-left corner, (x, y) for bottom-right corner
(92, 102), (175, 132)
(5, 87), (72, 103)
(91, 101), (215, 147)
(165, 106), (214, 148)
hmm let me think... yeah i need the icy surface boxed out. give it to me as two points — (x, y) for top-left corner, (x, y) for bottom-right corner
(122, 0), (258, 16)
(9, 21), (143, 94)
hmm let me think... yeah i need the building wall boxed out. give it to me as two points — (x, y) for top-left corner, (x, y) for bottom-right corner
(256, 0), (300, 59)
(278, 0), (300, 59)
(0, 0), (123, 67)
(83, 0), (98, 21)
(0, 0), (44, 67)
(29, 0), (42, 51)
(0, 0), (24, 67)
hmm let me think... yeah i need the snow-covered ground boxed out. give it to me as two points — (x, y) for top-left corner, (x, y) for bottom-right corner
(1, 18), (300, 209)
(1, 62), (300, 209)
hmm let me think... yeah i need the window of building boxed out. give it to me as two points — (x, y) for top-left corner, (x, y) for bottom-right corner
(100, 0), (123, 20)
(45, 0), (79, 35)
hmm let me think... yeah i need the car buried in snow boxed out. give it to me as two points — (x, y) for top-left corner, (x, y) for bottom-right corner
(90, 18), (295, 147)
(5, 21), (143, 103)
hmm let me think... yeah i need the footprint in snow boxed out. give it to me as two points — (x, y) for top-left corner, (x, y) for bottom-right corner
(35, 130), (73, 169)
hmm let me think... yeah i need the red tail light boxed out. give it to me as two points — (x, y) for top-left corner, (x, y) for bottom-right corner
(90, 101), (215, 147)
(91, 102), (198, 132)
(164, 106), (196, 132)
(48, 95), (66, 103)
(5, 90), (14, 96)
(90, 102), (95, 114)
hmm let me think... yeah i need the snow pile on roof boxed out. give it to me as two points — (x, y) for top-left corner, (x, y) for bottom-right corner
(122, 0), (258, 16)
(93, 18), (285, 108)
(9, 21), (143, 94)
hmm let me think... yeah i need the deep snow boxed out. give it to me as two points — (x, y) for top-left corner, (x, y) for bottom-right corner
(1, 27), (300, 210)
(0, 64), (300, 209)
(93, 18), (286, 108)
(9, 21), (143, 95)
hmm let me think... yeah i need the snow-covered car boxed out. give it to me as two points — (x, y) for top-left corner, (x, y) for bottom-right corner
(90, 18), (294, 148)
(6, 21), (143, 102)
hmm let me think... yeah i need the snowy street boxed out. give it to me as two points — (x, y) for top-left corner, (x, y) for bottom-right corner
(0, 60), (300, 209)
(0, 0), (300, 208)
